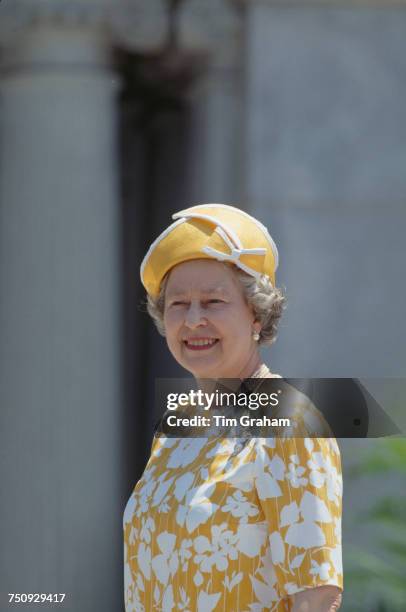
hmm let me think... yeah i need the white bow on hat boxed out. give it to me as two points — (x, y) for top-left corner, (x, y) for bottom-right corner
(172, 211), (268, 281)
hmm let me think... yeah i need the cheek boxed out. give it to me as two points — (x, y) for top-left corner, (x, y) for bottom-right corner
(226, 311), (254, 343)
(164, 311), (183, 347)
(163, 312), (176, 338)
(216, 311), (251, 341)
(164, 326), (180, 357)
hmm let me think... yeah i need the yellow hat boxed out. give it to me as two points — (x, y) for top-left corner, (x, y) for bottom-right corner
(140, 203), (279, 298)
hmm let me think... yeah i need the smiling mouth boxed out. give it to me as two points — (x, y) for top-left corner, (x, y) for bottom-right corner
(183, 339), (219, 351)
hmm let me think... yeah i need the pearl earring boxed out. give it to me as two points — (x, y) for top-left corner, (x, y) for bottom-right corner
(252, 330), (260, 341)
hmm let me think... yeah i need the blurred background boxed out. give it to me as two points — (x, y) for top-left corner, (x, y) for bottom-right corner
(0, 0), (405, 610)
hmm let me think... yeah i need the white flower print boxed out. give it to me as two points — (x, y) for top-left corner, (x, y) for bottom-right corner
(123, 494), (137, 526)
(269, 531), (285, 564)
(136, 491), (151, 517)
(176, 482), (218, 533)
(280, 492), (332, 550)
(136, 572), (144, 593)
(167, 439), (206, 468)
(334, 516), (342, 540)
(124, 433), (343, 611)
(300, 491), (332, 523)
(124, 561), (134, 603)
(207, 439), (250, 475)
(255, 467), (282, 500)
(256, 552), (278, 587)
(215, 523), (240, 556)
(250, 575), (279, 606)
(330, 545), (343, 575)
(307, 452), (342, 506)
(154, 583), (160, 604)
(139, 517), (155, 544)
(327, 437), (340, 455)
(140, 463), (157, 481)
(222, 462), (256, 493)
(309, 559), (331, 581)
(194, 542), (226, 574)
(197, 590), (221, 612)
(151, 531), (179, 586)
(194, 524), (238, 573)
(128, 525), (138, 546)
(255, 439), (273, 471)
(206, 438), (236, 458)
(285, 522), (326, 549)
(237, 523), (268, 558)
(151, 473), (175, 507)
(173, 471), (195, 502)
(268, 454), (286, 481)
(223, 490), (259, 521)
(223, 570), (243, 592)
(158, 495), (171, 514)
(304, 438), (314, 454)
(309, 467), (325, 489)
(137, 542), (151, 580)
(193, 570), (204, 586)
(135, 467), (158, 517)
(252, 439), (281, 500)
(126, 580), (144, 612)
(177, 586), (191, 611)
(257, 437), (276, 450)
(179, 538), (193, 571)
(325, 465), (342, 507)
(286, 454), (308, 488)
(152, 437), (177, 458)
(162, 584), (175, 611)
(280, 501), (300, 528)
(290, 552), (306, 570)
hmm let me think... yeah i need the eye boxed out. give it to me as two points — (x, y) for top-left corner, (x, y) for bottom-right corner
(207, 299), (224, 304)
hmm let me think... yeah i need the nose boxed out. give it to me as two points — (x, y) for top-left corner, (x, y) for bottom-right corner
(184, 302), (207, 329)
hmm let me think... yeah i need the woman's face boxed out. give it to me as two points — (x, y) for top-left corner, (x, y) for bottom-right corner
(163, 259), (261, 379)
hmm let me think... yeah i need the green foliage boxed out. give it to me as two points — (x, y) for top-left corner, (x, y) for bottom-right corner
(342, 438), (406, 612)
(357, 438), (406, 475)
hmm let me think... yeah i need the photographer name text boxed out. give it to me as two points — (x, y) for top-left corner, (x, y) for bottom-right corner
(166, 414), (290, 428)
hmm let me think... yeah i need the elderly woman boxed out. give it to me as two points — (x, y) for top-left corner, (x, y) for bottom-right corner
(123, 204), (343, 612)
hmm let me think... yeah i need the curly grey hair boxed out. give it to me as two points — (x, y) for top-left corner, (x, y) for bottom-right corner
(145, 262), (286, 347)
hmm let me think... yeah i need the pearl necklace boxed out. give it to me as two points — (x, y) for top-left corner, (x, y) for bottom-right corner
(251, 363), (281, 379)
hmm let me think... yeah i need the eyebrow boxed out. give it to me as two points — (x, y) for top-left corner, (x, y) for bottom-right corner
(166, 286), (228, 298)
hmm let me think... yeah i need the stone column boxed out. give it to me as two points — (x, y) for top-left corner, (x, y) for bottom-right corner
(179, 0), (246, 203)
(0, 4), (123, 609)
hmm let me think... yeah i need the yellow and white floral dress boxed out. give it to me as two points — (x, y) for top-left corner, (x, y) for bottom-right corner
(123, 370), (343, 612)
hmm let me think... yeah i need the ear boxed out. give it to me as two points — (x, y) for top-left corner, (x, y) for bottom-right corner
(253, 320), (261, 333)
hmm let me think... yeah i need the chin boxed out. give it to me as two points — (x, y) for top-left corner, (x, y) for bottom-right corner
(186, 363), (218, 379)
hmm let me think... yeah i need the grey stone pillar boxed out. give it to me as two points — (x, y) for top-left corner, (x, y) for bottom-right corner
(0, 5), (123, 610)
(180, 0), (246, 203)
